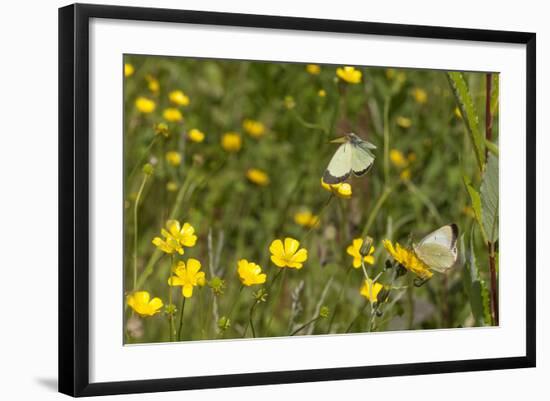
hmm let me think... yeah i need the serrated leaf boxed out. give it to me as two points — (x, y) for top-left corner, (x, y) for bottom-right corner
(447, 72), (485, 170)
(480, 279), (492, 325)
(481, 154), (499, 243)
(464, 228), (485, 326)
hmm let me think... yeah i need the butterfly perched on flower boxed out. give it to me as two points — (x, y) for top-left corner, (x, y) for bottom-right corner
(323, 133), (376, 184)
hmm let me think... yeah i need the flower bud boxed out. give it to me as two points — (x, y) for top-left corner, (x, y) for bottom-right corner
(253, 288), (268, 303)
(319, 306), (330, 319)
(142, 163), (154, 176)
(208, 276), (226, 296)
(154, 122), (170, 138)
(359, 236), (374, 257)
(164, 303), (177, 316)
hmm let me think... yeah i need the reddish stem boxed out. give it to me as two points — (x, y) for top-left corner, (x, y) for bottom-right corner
(485, 72), (498, 326)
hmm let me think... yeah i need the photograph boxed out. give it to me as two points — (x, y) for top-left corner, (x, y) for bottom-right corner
(123, 55), (499, 344)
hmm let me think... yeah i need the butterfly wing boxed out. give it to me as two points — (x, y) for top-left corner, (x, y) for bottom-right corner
(351, 143), (375, 177)
(323, 143), (352, 184)
(414, 224), (458, 272)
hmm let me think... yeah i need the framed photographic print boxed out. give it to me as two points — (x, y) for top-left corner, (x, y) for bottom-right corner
(58, 3), (536, 397)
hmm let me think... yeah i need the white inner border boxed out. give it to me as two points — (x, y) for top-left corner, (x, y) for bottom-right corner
(89, 18), (527, 383)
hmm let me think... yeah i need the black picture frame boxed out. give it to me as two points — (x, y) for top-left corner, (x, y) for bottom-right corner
(58, 3), (536, 397)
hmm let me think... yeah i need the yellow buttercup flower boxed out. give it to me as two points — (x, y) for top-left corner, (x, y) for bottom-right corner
(390, 149), (408, 169)
(165, 220), (197, 247)
(165, 151), (182, 167)
(124, 63), (134, 78)
(237, 259), (267, 286)
(187, 128), (205, 143)
(318, 89), (326, 98)
(412, 88), (428, 104)
(163, 108), (183, 122)
(383, 239), (433, 279)
(306, 64), (321, 75)
(360, 279), (384, 303)
(152, 220), (197, 255)
(221, 132), (242, 152)
(385, 68), (396, 80)
(269, 237), (308, 269)
(168, 259), (205, 298)
(146, 75), (160, 94)
(246, 168), (270, 186)
(169, 90), (190, 106)
(242, 119), (265, 138)
(135, 96), (156, 113)
(346, 238), (375, 268)
(336, 66), (362, 84)
(294, 210), (320, 229)
(396, 116), (412, 129)
(127, 291), (163, 316)
(321, 178), (352, 199)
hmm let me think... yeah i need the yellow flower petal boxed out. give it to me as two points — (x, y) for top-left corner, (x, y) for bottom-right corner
(284, 237), (300, 255)
(186, 258), (201, 274)
(270, 255), (288, 268)
(360, 279), (383, 302)
(168, 276), (184, 287)
(290, 248), (308, 264)
(182, 285), (193, 298)
(269, 239), (284, 258)
(148, 297), (163, 311)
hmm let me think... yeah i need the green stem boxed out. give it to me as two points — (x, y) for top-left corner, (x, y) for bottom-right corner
(291, 109), (327, 134)
(328, 83), (341, 138)
(383, 96), (391, 186)
(327, 266), (353, 333)
(303, 194), (333, 242)
(361, 185), (393, 238)
(345, 302), (368, 333)
(264, 268), (287, 335)
(222, 286), (244, 338)
(177, 296), (186, 341)
(128, 136), (159, 183)
(404, 180), (443, 224)
(249, 302), (258, 338)
(243, 300), (259, 338)
(290, 317), (321, 336)
(168, 257), (175, 341)
(133, 173), (149, 290)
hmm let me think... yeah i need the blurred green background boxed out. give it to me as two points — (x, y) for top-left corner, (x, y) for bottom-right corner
(123, 55), (499, 344)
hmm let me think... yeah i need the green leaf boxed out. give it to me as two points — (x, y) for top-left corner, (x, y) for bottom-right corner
(463, 176), (488, 243)
(447, 72), (485, 170)
(481, 154), (499, 243)
(484, 138), (499, 157)
(463, 229), (485, 326)
(490, 74), (499, 116)
(480, 279), (492, 325)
